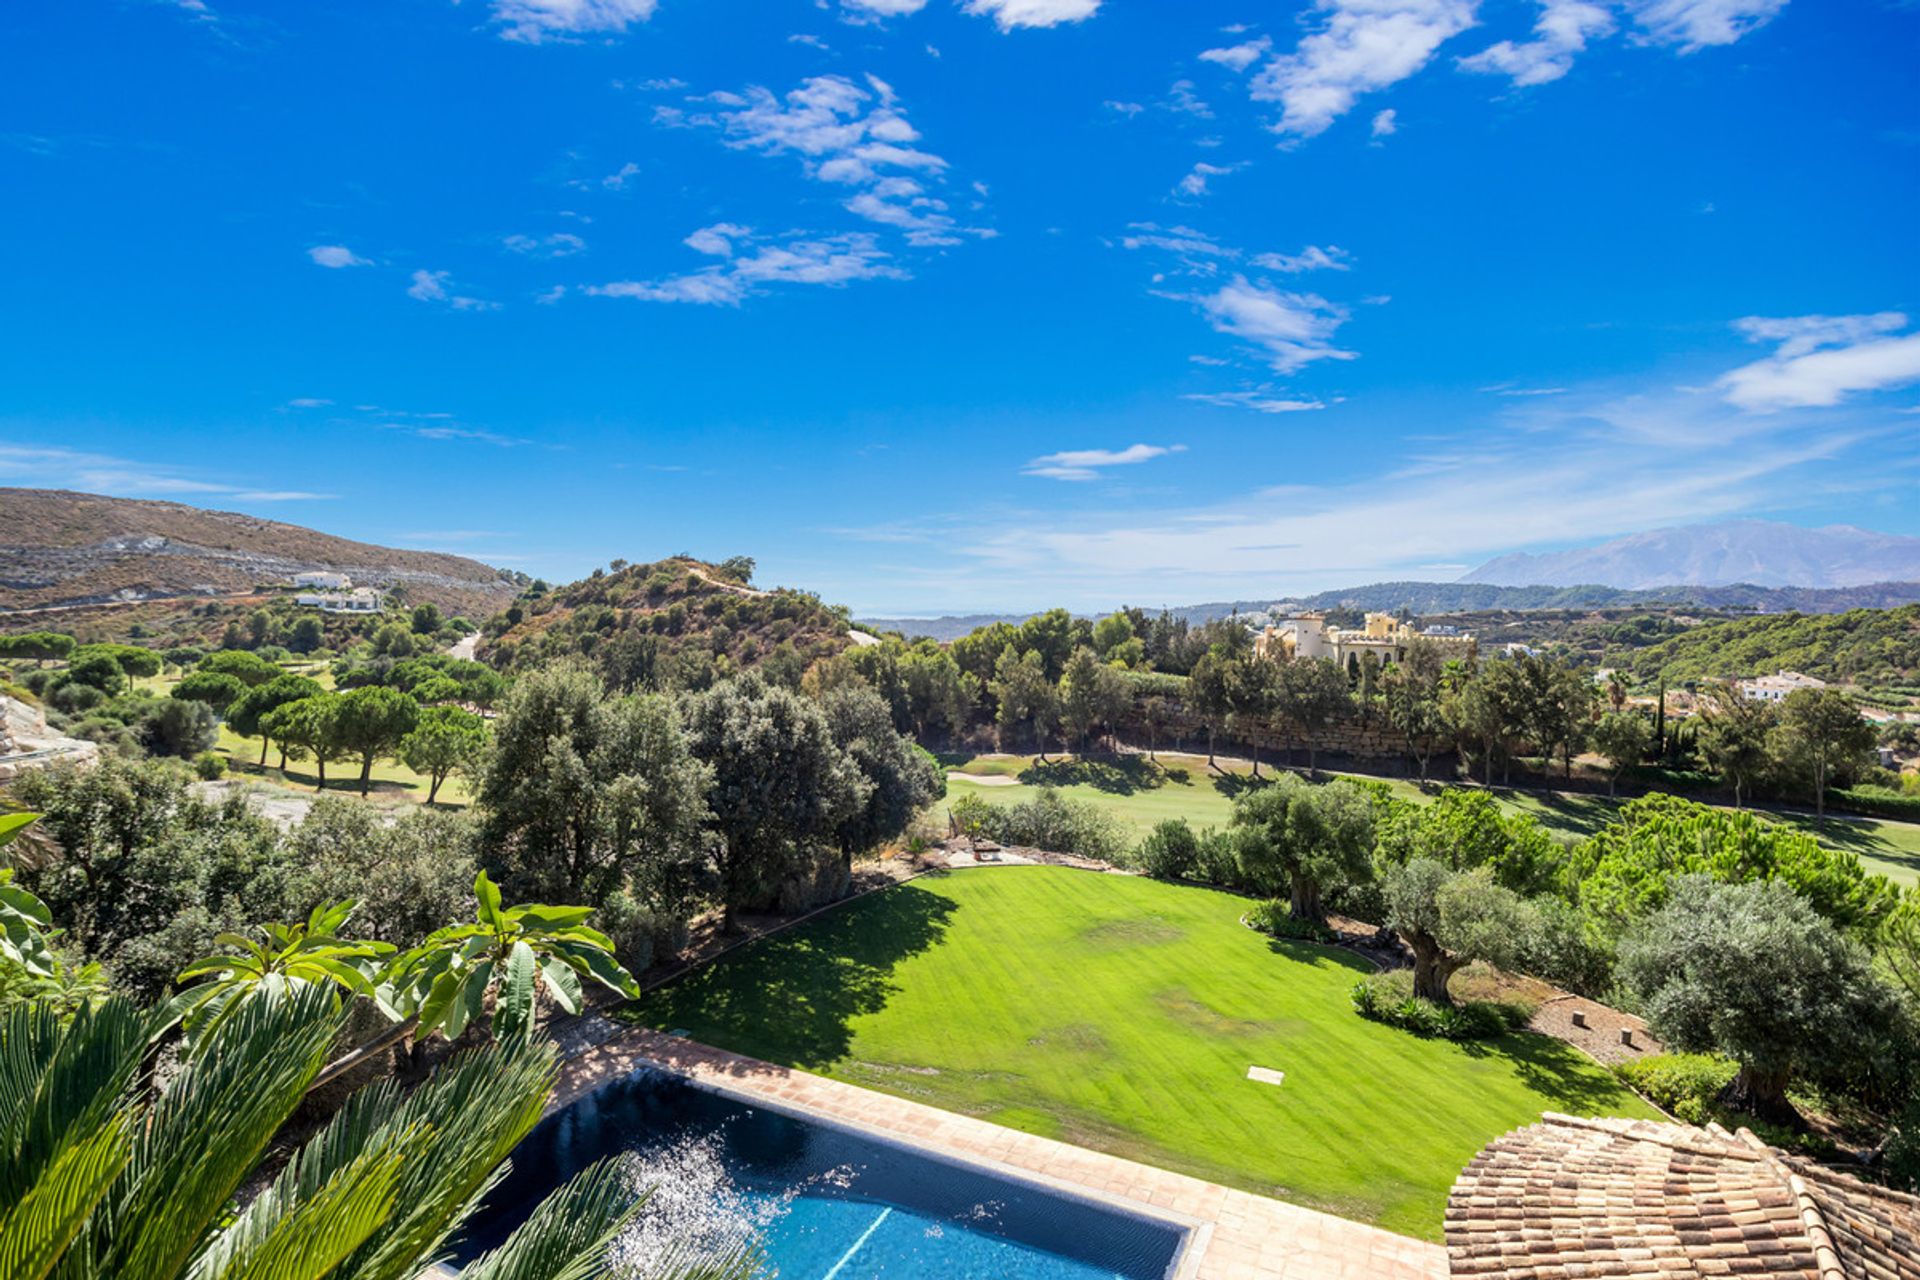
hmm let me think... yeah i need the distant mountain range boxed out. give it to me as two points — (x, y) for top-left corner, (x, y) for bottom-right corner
(859, 580), (1920, 641)
(0, 488), (524, 616)
(1460, 520), (1920, 590)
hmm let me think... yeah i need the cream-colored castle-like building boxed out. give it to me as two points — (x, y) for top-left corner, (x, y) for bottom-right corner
(1253, 611), (1476, 668)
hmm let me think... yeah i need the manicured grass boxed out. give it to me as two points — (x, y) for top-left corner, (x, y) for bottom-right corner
(629, 867), (1658, 1239)
(942, 751), (1920, 886)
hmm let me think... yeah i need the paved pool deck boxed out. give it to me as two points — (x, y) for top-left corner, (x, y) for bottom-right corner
(552, 1026), (1447, 1280)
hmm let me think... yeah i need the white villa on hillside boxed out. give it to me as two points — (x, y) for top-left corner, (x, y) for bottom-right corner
(292, 571), (352, 590)
(296, 585), (383, 613)
(1254, 611), (1476, 668)
(1738, 670), (1827, 702)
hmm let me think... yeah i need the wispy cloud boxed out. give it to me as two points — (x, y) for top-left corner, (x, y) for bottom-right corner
(1024, 443), (1186, 481)
(1718, 311), (1920, 411)
(1176, 161), (1237, 197)
(1251, 245), (1351, 273)
(962, 0), (1101, 32)
(1253, 0), (1478, 139)
(1627, 0), (1787, 52)
(1459, 0), (1614, 85)
(407, 269), (500, 311)
(953, 383), (1872, 605)
(1185, 278), (1355, 374)
(1199, 36), (1271, 72)
(503, 232), (586, 258)
(489, 0), (657, 43)
(0, 442), (333, 502)
(658, 73), (989, 251)
(586, 229), (905, 306)
(1185, 390), (1328, 413)
(308, 244), (370, 268)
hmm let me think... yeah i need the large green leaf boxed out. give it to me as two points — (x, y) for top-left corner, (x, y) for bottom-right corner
(493, 942), (538, 1045)
(0, 813), (40, 853)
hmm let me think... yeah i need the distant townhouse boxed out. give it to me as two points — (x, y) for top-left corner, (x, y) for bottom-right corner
(1737, 670), (1827, 703)
(292, 571), (352, 590)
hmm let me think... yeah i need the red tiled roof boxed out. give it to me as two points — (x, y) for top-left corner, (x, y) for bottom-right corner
(1445, 1112), (1920, 1279)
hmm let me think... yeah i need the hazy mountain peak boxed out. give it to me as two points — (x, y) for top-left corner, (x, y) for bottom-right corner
(1459, 519), (1920, 590)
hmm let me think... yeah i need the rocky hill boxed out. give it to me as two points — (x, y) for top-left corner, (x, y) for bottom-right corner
(480, 556), (854, 687)
(0, 489), (523, 617)
(1461, 519), (1920, 590)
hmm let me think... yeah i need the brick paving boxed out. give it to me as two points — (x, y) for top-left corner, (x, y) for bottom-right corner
(553, 1026), (1446, 1280)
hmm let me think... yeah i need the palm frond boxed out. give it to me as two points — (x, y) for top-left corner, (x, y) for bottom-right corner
(454, 1158), (641, 1280)
(96, 981), (341, 1280)
(187, 1135), (407, 1280)
(323, 1037), (557, 1280)
(0, 1113), (130, 1280)
(0, 997), (151, 1210)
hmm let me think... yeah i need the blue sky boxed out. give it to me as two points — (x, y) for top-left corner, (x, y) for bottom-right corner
(2, 0), (1916, 614)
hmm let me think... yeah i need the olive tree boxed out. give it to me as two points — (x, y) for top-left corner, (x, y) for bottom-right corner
(1381, 859), (1538, 1003)
(1231, 774), (1375, 923)
(1620, 876), (1908, 1120)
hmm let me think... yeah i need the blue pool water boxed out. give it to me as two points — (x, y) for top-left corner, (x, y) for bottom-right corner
(458, 1067), (1186, 1279)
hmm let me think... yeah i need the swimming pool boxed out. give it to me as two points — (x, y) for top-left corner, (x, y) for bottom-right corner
(459, 1066), (1189, 1279)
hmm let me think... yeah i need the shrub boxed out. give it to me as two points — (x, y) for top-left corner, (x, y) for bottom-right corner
(193, 751), (228, 780)
(1247, 900), (1335, 944)
(1136, 819), (1199, 879)
(1612, 1053), (1737, 1124)
(595, 889), (659, 977)
(965, 788), (1128, 863)
(1831, 785), (1920, 822)
(1192, 826), (1244, 888)
(1350, 969), (1530, 1041)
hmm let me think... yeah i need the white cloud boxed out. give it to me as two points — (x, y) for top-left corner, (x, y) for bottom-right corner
(586, 231), (905, 306)
(601, 161), (640, 191)
(1626, 0), (1787, 51)
(1177, 161), (1235, 197)
(1105, 100), (1146, 116)
(841, 0), (927, 15)
(407, 269), (499, 311)
(1185, 391), (1328, 413)
(1718, 311), (1920, 411)
(683, 223), (751, 256)
(1024, 443), (1185, 481)
(1371, 107), (1398, 136)
(952, 391), (1864, 606)
(1199, 36), (1271, 72)
(488, 0), (657, 42)
(503, 232), (586, 258)
(672, 73), (987, 250)
(1458, 0), (1613, 85)
(1251, 244), (1351, 273)
(1252, 0), (1479, 139)
(962, 0), (1100, 31)
(284, 397), (333, 409)
(1187, 277), (1355, 373)
(0, 442), (332, 502)
(1167, 80), (1215, 118)
(308, 244), (369, 268)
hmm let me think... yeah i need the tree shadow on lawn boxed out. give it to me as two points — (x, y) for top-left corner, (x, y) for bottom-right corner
(1019, 756), (1168, 795)
(1457, 1031), (1645, 1116)
(636, 884), (959, 1073)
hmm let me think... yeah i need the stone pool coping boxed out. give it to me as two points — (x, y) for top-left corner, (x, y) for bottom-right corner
(553, 1027), (1447, 1280)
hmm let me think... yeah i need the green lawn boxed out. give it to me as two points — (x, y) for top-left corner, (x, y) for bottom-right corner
(211, 726), (471, 807)
(941, 751), (1920, 886)
(629, 867), (1657, 1239)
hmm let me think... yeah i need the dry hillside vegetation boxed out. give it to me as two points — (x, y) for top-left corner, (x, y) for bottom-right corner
(481, 557), (851, 686)
(0, 488), (521, 616)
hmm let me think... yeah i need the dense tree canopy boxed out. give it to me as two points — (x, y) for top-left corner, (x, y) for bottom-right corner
(1232, 773), (1376, 923)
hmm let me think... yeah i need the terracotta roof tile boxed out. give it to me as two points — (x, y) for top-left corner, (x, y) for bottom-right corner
(1444, 1114), (1920, 1280)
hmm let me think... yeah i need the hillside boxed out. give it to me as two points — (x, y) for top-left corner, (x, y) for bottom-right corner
(1462, 519), (1920, 589)
(480, 557), (854, 686)
(0, 488), (523, 617)
(1604, 605), (1920, 690)
(861, 580), (1920, 640)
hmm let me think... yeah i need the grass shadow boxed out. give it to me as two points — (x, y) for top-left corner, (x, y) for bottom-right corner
(1491, 1031), (1646, 1115)
(629, 885), (960, 1071)
(1212, 771), (1272, 801)
(1018, 756), (1166, 795)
